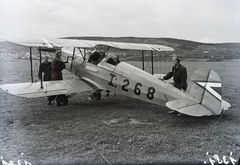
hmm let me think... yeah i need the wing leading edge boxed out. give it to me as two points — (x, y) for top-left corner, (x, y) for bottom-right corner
(1, 38), (174, 52)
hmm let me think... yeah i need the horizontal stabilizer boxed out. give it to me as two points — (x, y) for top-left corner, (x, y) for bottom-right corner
(166, 68), (231, 117)
(176, 104), (212, 117)
(0, 79), (98, 98)
(166, 98), (212, 117)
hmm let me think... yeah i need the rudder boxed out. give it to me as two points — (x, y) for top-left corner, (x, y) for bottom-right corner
(186, 68), (222, 115)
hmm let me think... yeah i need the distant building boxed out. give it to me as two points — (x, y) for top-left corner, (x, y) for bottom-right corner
(208, 55), (222, 61)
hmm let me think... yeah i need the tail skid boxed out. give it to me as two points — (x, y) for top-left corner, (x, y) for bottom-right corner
(166, 68), (231, 117)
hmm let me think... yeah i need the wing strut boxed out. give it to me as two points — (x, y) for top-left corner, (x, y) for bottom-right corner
(70, 47), (76, 72)
(151, 50), (154, 75)
(29, 47), (34, 83)
(142, 50), (145, 71)
(105, 46), (111, 53)
(84, 48), (86, 56)
(38, 47), (43, 89)
(77, 47), (83, 59)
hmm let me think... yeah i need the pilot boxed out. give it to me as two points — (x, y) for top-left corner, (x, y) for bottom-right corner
(113, 55), (120, 65)
(163, 55), (188, 92)
(106, 54), (120, 66)
(98, 50), (106, 63)
(88, 51), (101, 65)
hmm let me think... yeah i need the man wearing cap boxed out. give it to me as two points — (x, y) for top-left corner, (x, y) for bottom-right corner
(38, 55), (54, 105)
(38, 55), (52, 81)
(163, 55), (188, 92)
(52, 50), (68, 106)
(52, 50), (65, 80)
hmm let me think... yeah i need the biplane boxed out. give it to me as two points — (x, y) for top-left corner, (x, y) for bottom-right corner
(0, 38), (231, 117)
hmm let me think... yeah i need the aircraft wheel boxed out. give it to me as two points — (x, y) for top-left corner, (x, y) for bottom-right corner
(89, 91), (101, 100)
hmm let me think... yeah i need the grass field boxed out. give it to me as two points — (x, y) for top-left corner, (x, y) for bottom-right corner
(0, 60), (240, 164)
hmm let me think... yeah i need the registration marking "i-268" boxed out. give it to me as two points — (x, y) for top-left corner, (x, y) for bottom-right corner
(108, 73), (155, 100)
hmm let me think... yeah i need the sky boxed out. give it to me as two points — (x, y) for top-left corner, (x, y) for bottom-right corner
(0, 0), (240, 43)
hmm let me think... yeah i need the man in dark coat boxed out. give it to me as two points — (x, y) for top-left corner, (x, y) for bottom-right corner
(52, 50), (68, 106)
(38, 55), (54, 105)
(52, 51), (65, 80)
(38, 55), (52, 81)
(163, 55), (188, 91)
(163, 55), (188, 115)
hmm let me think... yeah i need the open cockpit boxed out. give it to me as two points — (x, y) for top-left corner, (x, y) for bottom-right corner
(87, 51), (120, 66)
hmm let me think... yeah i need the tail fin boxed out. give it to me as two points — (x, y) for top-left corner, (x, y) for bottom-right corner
(186, 68), (230, 115)
(166, 68), (231, 116)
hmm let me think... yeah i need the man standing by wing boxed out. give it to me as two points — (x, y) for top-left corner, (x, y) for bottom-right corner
(163, 55), (188, 115)
(38, 55), (52, 81)
(38, 55), (54, 105)
(52, 50), (68, 106)
(163, 55), (188, 92)
(52, 50), (66, 81)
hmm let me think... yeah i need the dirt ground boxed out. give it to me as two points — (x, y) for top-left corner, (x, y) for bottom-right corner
(0, 60), (240, 165)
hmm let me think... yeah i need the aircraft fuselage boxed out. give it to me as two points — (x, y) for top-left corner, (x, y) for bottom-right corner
(62, 49), (189, 106)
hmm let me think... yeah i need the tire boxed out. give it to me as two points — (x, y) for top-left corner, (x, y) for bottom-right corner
(89, 91), (101, 100)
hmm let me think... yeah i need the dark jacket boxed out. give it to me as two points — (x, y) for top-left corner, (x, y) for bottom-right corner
(164, 63), (188, 90)
(38, 62), (52, 81)
(52, 57), (65, 80)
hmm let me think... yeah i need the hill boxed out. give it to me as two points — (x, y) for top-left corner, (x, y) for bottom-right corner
(1, 37), (240, 61)
(64, 36), (240, 61)
(0, 42), (50, 61)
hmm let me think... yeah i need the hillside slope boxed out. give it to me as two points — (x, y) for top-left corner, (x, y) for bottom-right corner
(1, 37), (240, 61)
(65, 37), (240, 60)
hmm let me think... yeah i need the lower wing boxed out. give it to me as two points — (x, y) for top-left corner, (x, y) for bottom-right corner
(0, 79), (103, 98)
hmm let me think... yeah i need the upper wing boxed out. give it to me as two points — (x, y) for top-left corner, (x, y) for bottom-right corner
(0, 79), (104, 98)
(103, 41), (174, 51)
(1, 37), (174, 51)
(1, 38), (96, 48)
(46, 38), (174, 51)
